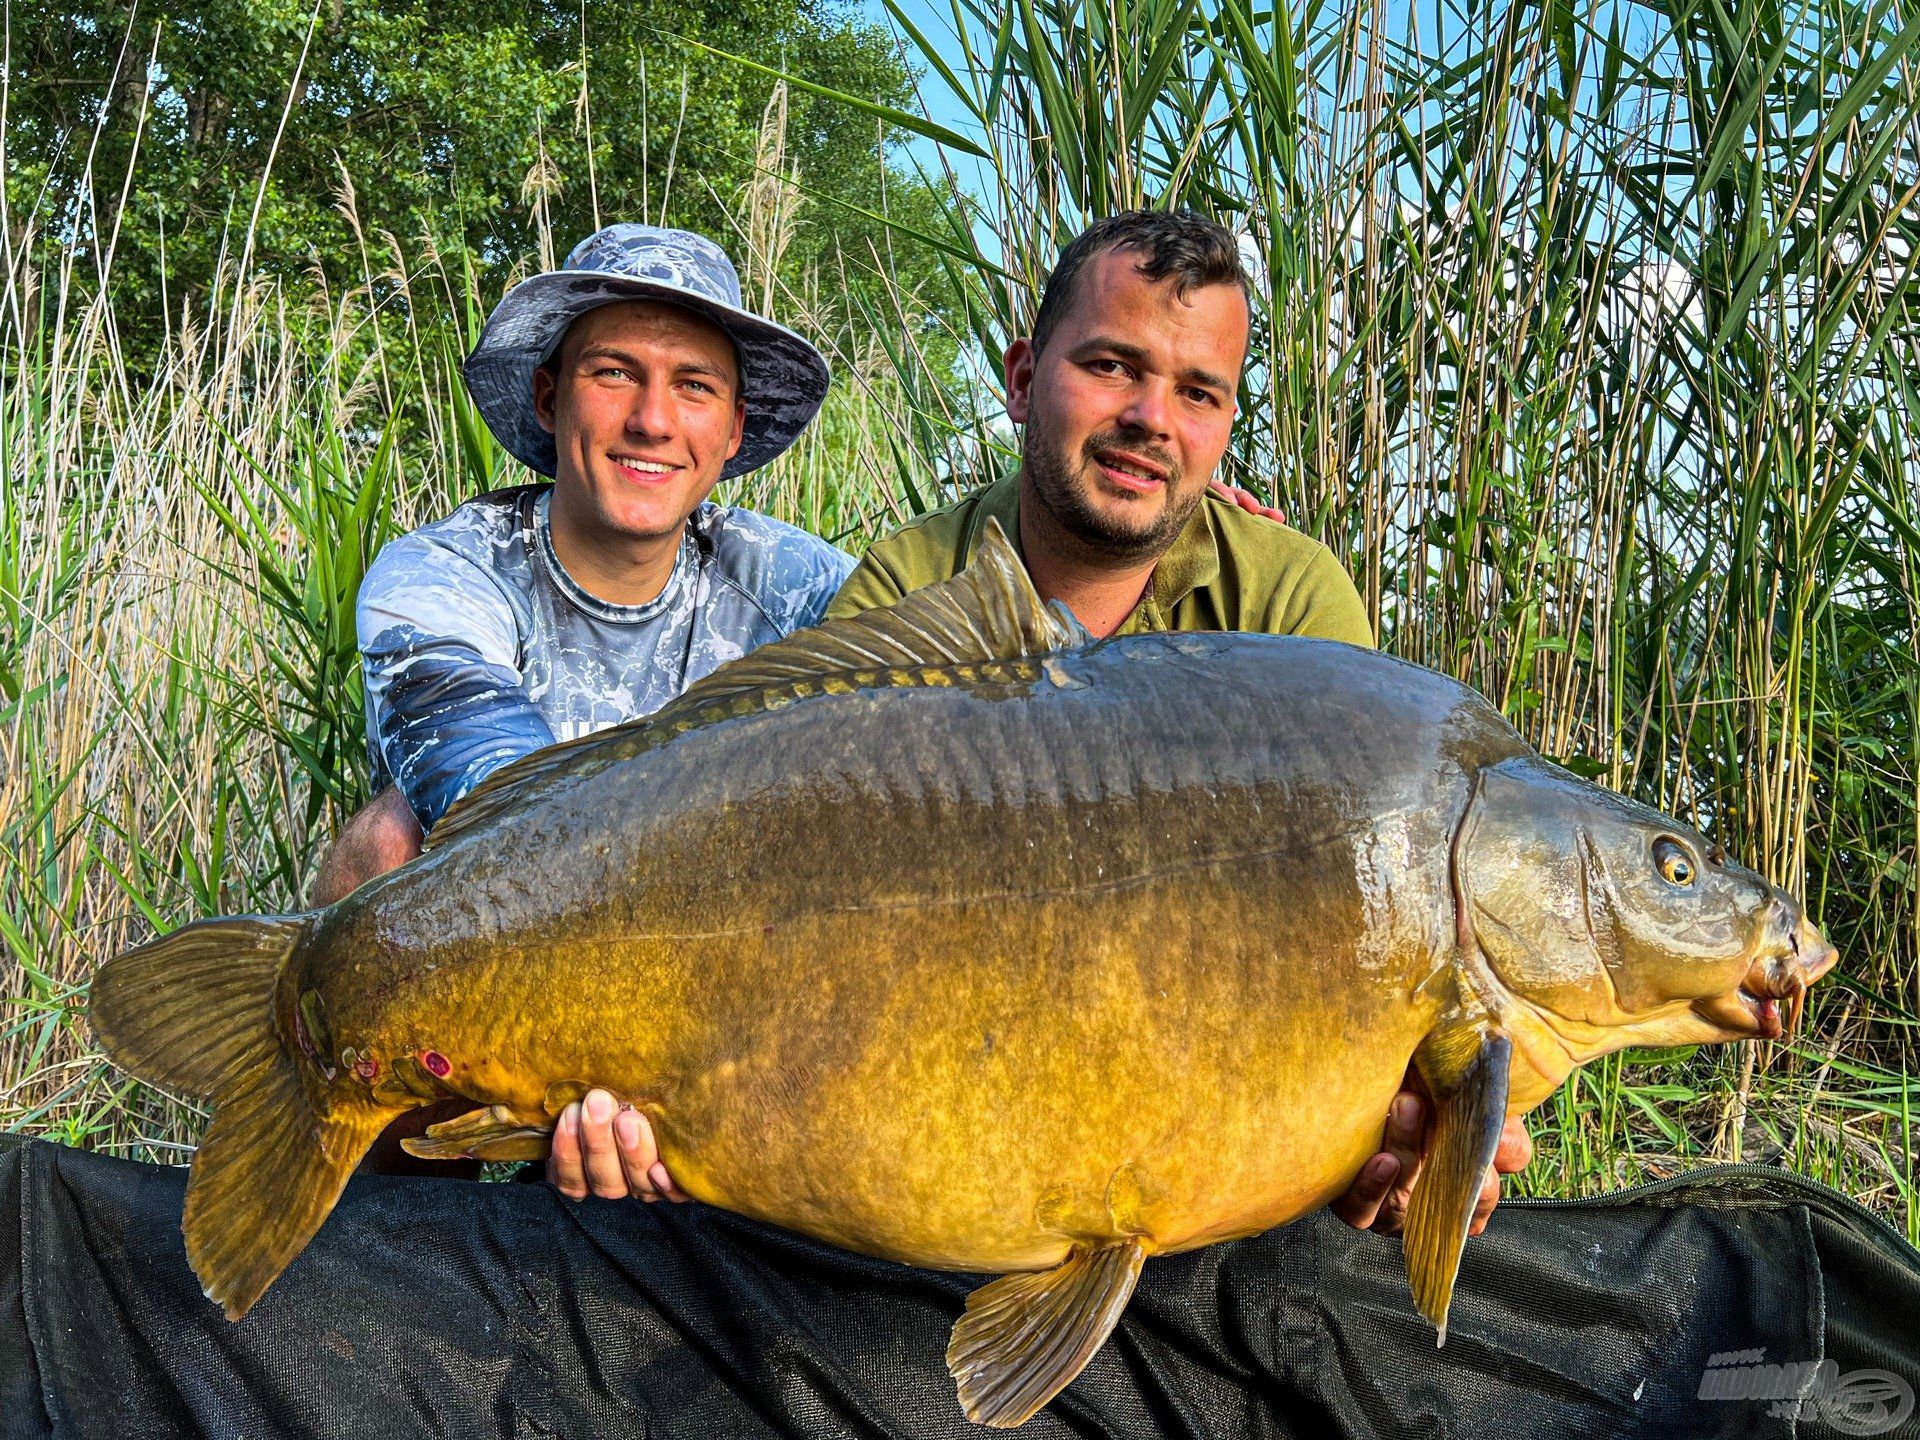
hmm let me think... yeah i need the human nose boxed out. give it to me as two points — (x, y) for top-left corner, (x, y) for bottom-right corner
(1117, 376), (1174, 439)
(626, 376), (675, 440)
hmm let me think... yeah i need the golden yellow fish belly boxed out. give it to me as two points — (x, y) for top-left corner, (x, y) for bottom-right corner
(328, 868), (1439, 1275)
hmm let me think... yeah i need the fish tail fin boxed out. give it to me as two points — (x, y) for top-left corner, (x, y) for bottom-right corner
(183, 1049), (390, 1318)
(89, 914), (393, 1318)
(90, 914), (310, 1100)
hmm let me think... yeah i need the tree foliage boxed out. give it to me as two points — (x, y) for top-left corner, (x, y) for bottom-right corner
(5, 0), (948, 351)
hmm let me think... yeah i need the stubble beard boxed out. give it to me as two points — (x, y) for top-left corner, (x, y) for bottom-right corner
(1021, 401), (1202, 564)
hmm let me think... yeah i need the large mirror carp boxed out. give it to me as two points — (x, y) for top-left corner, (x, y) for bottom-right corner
(91, 522), (1837, 1428)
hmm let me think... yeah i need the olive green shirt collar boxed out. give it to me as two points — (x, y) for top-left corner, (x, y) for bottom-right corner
(958, 472), (1222, 634)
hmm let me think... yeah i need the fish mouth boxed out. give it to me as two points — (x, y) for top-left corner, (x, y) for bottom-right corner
(1697, 916), (1838, 1040)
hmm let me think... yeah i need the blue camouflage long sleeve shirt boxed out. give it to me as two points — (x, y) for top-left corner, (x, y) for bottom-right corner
(357, 483), (855, 831)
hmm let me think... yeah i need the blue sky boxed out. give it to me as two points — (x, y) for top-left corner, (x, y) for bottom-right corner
(859, 0), (980, 136)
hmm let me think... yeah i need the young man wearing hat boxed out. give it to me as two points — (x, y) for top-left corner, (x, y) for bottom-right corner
(314, 225), (854, 1170)
(314, 224), (853, 907)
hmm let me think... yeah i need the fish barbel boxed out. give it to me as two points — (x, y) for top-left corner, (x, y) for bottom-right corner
(90, 522), (1837, 1427)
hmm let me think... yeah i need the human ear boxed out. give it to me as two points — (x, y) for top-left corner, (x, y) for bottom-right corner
(726, 397), (745, 461)
(1004, 338), (1036, 424)
(532, 367), (559, 436)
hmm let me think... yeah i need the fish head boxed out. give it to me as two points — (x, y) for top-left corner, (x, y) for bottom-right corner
(1456, 756), (1837, 1046)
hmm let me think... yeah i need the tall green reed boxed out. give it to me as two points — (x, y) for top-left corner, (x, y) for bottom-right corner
(727, 0), (1920, 1224)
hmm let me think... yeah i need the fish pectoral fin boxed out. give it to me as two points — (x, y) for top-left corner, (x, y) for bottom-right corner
(946, 1239), (1148, 1429)
(1404, 1026), (1512, 1346)
(402, 1104), (553, 1162)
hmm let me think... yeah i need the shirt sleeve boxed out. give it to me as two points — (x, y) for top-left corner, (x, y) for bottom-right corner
(1274, 546), (1376, 648)
(357, 536), (557, 831)
(824, 547), (912, 620)
(777, 536), (859, 631)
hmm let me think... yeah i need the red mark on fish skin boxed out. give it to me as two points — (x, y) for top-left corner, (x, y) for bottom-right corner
(421, 1050), (452, 1078)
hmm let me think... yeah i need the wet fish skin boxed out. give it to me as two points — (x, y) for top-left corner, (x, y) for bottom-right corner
(301, 632), (1498, 1263)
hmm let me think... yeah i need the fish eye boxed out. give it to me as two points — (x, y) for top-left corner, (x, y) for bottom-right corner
(1653, 838), (1696, 887)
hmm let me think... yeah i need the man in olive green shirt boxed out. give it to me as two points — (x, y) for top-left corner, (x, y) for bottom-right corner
(825, 465), (1372, 644)
(830, 209), (1530, 1239)
(828, 220), (1372, 649)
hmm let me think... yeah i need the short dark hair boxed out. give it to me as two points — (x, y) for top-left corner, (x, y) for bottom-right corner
(1029, 209), (1251, 355)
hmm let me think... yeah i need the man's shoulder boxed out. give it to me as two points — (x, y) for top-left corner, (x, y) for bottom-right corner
(698, 503), (856, 622)
(1195, 492), (1372, 645)
(856, 487), (987, 574)
(372, 485), (541, 576)
(360, 485), (542, 627)
(383, 484), (541, 567)
(1199, 489), (1342, 573)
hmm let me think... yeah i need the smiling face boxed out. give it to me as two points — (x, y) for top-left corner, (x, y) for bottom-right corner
(532, 298), (746, 545)
(1005, 246), (1249, 561)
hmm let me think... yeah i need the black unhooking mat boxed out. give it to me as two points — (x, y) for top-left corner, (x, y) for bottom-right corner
(2, 1137), (1916, 1439)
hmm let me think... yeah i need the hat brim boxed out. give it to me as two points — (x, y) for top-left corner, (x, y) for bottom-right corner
(462, 271), (830, 480)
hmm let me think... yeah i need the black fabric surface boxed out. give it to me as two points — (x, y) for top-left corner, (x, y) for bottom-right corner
(1, 1138), (1914, 1439)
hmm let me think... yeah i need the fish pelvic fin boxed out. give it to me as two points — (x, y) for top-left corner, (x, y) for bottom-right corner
(946, 1238), (1148, 1429)
(1404, 1026), (1512, 1345)
(402, 1103), (553, 1162)
(89, 914), (393, 1318)
(425, 518), (1080, 851)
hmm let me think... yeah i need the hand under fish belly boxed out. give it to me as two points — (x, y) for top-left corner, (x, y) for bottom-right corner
(89, 522), (1838, 1429)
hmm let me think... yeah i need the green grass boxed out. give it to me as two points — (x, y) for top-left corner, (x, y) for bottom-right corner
(2, 0), (1917, 1237)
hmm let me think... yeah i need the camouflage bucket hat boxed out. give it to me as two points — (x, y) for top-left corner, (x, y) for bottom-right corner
(464, 224), (830, 481)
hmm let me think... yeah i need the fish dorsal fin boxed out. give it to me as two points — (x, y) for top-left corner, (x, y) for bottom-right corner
(424, 518), (1077, 850)
(645, 516), (1082, 701)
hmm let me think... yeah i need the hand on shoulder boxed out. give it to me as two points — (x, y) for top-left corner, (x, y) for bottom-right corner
(1206, 478), (1286, 525)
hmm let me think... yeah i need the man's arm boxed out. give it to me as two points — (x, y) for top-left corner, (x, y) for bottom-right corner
(358, 537), (557, 831)
(313, 536), (551, 907)
(822, 546), (910, 622)
(311, 786), (423, 907)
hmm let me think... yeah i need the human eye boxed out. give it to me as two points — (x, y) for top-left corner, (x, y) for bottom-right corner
(1087, 356), (1132, 378)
